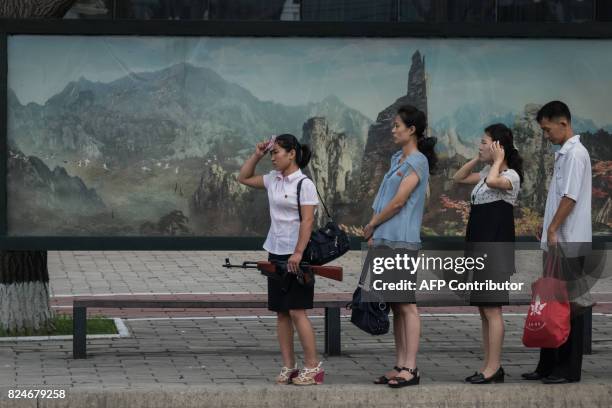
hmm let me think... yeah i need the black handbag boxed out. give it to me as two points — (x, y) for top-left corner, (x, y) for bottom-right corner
(347, 256), (390, 335)
(348, 288), (390, 335)
(297, 178), (350, 266)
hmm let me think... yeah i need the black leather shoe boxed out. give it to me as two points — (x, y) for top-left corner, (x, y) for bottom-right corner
(464, 371), (480, 382)
(470, 367), (505, 384)
(521, 371), (544, 380)
(541, 375), (572, 384)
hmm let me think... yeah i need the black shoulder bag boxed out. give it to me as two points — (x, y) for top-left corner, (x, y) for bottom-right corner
(296, 178), (350, 266)
(347, 251), (390, 335)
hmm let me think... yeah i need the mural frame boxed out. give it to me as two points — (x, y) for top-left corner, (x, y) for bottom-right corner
(1, 19), (611, 250)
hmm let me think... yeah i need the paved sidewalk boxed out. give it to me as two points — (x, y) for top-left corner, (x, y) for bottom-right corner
(0, 250), (610, 407)
(2, 313), (612, 387)
(1, 313), (612, 406)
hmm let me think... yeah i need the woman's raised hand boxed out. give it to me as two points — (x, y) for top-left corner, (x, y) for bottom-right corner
(491, 141), (505, 164)
(255, 141), (268, 158)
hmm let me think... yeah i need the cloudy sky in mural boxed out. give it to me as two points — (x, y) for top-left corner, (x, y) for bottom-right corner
(9, 36), (612, 128)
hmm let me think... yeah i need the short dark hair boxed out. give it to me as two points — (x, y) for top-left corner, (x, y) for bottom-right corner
(536, 101), (572, 123)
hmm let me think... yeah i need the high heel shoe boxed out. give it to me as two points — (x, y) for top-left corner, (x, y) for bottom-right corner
(275, 364), (299, 385)
(374, 366), (402, 385)
(388, 367), (420, 388)
(292, 362), (325, 386)
(470, 367), (505, 384)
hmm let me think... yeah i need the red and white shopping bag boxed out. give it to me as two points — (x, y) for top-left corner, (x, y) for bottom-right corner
(522, 250), (570, 348)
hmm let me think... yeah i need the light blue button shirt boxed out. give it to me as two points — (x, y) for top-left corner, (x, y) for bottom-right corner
(371, 150), (429, 249)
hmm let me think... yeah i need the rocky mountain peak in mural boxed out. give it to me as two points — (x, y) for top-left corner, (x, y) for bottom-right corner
(406, 51), (427, 110)
(7, 148), (106, 235)
(192, 162), (248, 212)
(358, 50), (427, 199)
(46, 77), (102, 110)
(305, 95), (370, 147)
(9, 62), (371, 167)
(301, 117), (352, 226)
(512, 103), (554, 213)
(189, 161), (271, 236)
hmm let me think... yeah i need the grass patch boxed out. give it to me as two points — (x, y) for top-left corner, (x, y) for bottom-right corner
(0, 315), (118, 337)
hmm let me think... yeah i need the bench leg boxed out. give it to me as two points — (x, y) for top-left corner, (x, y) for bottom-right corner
(583, 306), (592, 355)
(324, 307), (341, 356)
(73, 306), (87, 359)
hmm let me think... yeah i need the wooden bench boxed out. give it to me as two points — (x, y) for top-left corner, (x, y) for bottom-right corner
(72, 296), (593, 359)
(72, 298), (347, 359)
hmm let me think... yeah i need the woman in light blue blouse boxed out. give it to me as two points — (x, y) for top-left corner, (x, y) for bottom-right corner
(365, 105), (437, 388)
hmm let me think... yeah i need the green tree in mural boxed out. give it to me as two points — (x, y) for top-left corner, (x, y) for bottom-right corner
(0, 0), (79, 334)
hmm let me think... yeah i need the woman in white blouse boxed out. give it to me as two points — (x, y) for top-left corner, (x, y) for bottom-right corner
(238, 134), (323, 386)
(453, 123), (523, 384)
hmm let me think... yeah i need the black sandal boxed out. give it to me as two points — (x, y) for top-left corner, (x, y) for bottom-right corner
(388, 367), (420, 388)
(373, 366), (401, 385)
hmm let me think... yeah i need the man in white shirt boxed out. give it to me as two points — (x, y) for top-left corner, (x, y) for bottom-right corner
(522, 101), (592, 384)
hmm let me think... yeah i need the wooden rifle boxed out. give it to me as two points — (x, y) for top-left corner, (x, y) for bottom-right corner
(222, 258), (343, 282)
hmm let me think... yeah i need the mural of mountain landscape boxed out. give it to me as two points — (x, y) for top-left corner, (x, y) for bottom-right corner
(6, 36), (612, 237)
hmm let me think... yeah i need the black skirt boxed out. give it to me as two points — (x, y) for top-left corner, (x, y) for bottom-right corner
(267, 253), (314, 312)
(465, 200), (515, 306)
